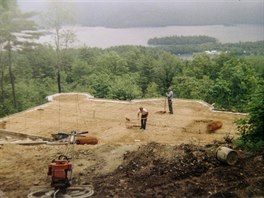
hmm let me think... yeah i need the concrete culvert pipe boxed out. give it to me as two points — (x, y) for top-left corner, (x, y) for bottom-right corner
(216, 146), (238, 165)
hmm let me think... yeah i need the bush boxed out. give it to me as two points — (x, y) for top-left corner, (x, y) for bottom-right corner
(233, 138), (264, 153)
(234, 83), (264, 153)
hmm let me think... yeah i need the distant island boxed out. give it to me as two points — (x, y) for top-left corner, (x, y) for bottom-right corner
(147, 35), (264, 56)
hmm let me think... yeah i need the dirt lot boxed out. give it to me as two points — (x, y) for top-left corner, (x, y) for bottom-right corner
(0, 93), (263, 197)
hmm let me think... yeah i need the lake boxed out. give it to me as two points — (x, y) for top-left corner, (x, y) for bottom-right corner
(38, 24), (264, 49)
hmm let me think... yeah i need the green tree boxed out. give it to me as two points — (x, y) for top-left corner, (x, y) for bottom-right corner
(108, 74), (142, 100)
(144, 82), (161, 98)
(137, 55), (156, 95)
(245, 55), (264, 78)
(235, 83), (264, 152)
(87, 73), (111, 98)
(19, 45), (56, 80)
(207, 78), (231, 109)
(77, 47), (103, 65)
(41, 1), (76, 93)
(107, 45), (143, 72)
(218, 59), (258, 111)
(70, 59), (93, 85)
(0, 0), (37, 109)
(95, 51), (128, 75)
(154, 52), (182, 93)
(188, 53), (214, 79)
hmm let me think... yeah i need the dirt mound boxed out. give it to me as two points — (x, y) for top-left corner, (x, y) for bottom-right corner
(0, 142), (263, 197)
(207, 121), (223, 133)
(92, 142), (264, 198)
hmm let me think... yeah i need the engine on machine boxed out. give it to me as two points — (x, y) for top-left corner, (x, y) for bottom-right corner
(48, 155), (72, 189)
(27, 131), (94, 198)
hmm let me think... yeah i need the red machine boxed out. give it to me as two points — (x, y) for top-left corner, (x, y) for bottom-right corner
(47, 155), (72, 189)
(28, 131), (94, 197)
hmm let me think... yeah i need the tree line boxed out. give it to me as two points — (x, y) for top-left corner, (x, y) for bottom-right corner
(148, 35), (264, 56)
(1, 44), (262, 115)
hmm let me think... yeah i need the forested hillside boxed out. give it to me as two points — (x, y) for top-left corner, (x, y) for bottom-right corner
(1, 44), (263, 117)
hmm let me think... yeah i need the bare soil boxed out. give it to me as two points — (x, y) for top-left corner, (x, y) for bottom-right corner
(0, 93), (263, 198)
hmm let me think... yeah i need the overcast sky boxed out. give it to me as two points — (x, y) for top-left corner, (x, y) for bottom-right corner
(17, 0), (264, 27)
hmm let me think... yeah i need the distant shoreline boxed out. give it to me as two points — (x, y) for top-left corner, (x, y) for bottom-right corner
(38, 24), (264, 49)
(78, 23), (264, 29)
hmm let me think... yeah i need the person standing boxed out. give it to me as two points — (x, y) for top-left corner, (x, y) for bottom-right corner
(166, 88), (173, 114)
(137, 107), (148, 130)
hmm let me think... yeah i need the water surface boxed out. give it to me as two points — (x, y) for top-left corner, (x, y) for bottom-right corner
(39, 24), (264, 48)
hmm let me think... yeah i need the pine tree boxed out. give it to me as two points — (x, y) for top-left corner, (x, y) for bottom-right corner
(0, 0), (38, 109)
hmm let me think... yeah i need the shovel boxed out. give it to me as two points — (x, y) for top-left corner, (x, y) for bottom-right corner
(164, 96), (167, 113)
(155, 97), (167, 114)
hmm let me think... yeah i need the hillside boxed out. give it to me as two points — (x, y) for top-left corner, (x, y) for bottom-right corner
(0, 93), (263, 197)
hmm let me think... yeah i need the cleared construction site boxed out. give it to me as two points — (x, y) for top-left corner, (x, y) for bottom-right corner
(0, 93), (263, 197)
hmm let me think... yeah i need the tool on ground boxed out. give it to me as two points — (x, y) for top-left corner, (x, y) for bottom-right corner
(155, 97), (167, 114)
(51, 131), (88, 141)
(28, 130), (94, 198)
(51, 132), (69, 141)
(125, 117), (141, 129)
(164, 97), (167, 113)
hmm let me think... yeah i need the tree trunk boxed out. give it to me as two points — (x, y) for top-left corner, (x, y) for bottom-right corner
(0, 67), (4, 103)
(7, 40), (17, 109)
(57, 69), (61, 93)
(55, 29), (62, 93)
(0, 52), (4, 103)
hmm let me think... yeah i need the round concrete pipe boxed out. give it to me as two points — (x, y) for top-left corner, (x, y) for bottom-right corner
(216, 146), (238, 165)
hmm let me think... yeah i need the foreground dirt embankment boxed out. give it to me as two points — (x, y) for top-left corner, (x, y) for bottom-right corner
(92, 142), (264, 198)
(0, 93), (262, 197)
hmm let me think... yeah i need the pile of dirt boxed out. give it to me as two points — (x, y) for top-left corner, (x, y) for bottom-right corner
(92, 142), (264, 198)
(0, 142), (263, 197)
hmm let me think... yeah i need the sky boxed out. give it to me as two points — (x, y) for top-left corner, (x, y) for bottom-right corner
(16, 0), (264, 27)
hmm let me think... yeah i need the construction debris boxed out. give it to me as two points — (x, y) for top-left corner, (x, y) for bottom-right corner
(207, 120), (223, 133)
(0, 140), (48, 145)
(0, 129), (51, 141)
(76, 136), (98, 145)
(216, 146), (238, 165)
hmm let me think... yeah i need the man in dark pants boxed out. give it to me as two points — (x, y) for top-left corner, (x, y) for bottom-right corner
(166, 88), (173, 114)
(137, 107), (148, 130)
